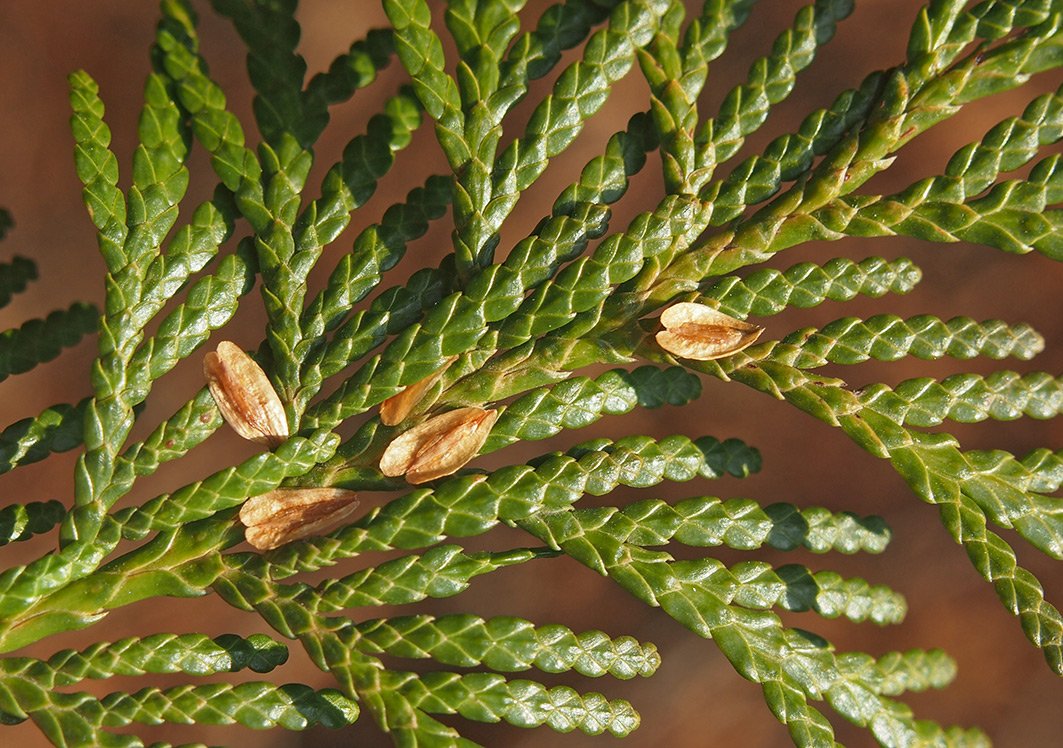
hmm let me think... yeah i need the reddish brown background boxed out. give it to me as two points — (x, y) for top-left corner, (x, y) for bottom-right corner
(0, 2), (1060, 746)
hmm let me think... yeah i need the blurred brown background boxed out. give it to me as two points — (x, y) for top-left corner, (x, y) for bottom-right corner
(0, 2), (1060, 746)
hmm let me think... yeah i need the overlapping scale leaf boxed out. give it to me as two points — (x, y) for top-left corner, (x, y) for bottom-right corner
(113, 389), (222, 487)
(0, 517), (122, 651)
(212, 0), (312, 147)
(0, 633), (287, 691)
(263, 434), (758, 577)
(306, 265), (449, 403)
(115, 430), (339, 539)
(301, 99), (432, 332)
(0, 256), (36, 309)
(0, 303), (98, 383)
(130, 251), (255, 387)
(686, 11), (1063, 277)
(444, 0), (528, 274)
(439, 0), (666, 279)
(859, 371), (1063, 426)
(567, 496), (890, 555)
(487, 0), (667, 209)
(355, 614), (660, 678)
(830, 167), (1063, 260)
(498, 193), (710, 349)
(65, 31), (205, 552)
(57, 682), (357, 730)
(157, 1), (264, 210)
(310, 546), (547, 611)
(483, 365), (701, 452)
(635, 0), (754, 192)
(0, 501), (65, 547)
(899, 438), (1063, 560)
(836, 648), (957, 698)
(0, 517), (246, 655)
(720, 347), (1063, 674)
(67, 71), (126, 271)
(305, 89), (661, 430)
(297, 173), (451, 411)
(384, 0), (467, 166)
(518, 511), (903, 623)
(786, 315), (1043, 367)
(517, 512), (845, 743)
(904, 0), (1055, 86)
(269, 90), (426, 401)
(686, 0), (855, 193)
(771, 565), (907, 625)
(824, 673), (988, 748)
(396, 671), (639, 736)
(0, 399), (87, 475)
(304, 28), (395, 120)
(302, 196), (618, 428)
(923, 82), (1063, 201)
(135, 194), (236, 315)
(708, 71), (883, 225)
(1020, 448), (1063, 494)
(123, 72), (190, 270)
(520, 509), (969, 744)
(725, 355), (1059, 562)
(706, 257), (922, 318)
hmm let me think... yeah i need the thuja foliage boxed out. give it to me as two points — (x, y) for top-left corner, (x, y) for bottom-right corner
(0, 0), (1059, 745)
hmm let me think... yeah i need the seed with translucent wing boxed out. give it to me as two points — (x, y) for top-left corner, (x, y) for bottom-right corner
(379, 355), (458, 425)
(380, 406), (498, 484)
(204, 341), (289, 447)
(655, 303), (763, 360)
(239, 488), (360, 550)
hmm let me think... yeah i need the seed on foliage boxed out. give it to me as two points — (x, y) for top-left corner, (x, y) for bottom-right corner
(239, 487), (360, 550)
(380, 406), (498, 484)
(380, 355), (458, 426)
(204, 341), (289, 448)
(655, 303), (764, 361)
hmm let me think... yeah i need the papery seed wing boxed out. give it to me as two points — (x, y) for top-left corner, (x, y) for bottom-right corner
(380, 355), (457, 425)
(406, 408), (498, 484)
(380, 407), (497, 483)
(657, 303), (763, 361)
(240, 487), (359, 550)
(204, 341), (289, 447)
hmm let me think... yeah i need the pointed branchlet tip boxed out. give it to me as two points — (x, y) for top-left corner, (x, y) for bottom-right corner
(379, 355), (459, 426)
(655, 302), (764, 360)
(204, 341), (289, 448)
(239, 487), (360, 550)
(379, 406), (498, 485)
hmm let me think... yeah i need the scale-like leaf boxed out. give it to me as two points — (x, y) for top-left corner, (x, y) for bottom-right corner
(2, 1), (1060, 745)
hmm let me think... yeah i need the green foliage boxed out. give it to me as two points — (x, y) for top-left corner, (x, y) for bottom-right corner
(0, 1), (1059, 746)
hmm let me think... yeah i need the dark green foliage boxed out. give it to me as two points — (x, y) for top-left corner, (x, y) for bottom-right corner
(0, 1), (1058, 746)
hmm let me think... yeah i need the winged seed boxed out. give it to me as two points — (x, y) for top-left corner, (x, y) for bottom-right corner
(204, 341), (289, 448)
(380, 406), (498, 484)
(655, 302), (764, 360)
(239, 487), (359, 550)
(379, 355), (458, 425)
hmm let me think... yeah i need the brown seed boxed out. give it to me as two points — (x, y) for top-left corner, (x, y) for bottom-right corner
(204, 341), (289, 448)
(379, 355), (458, 426)
(379, 406), (498, 484)
(239, 487), (360, 550)
(655, 303), (764, 360)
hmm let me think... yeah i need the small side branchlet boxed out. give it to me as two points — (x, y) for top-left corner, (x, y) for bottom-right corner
(204, 341), (289, 447)
(380, 406), (498, 484)
(3, 2), (1058, 745)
